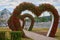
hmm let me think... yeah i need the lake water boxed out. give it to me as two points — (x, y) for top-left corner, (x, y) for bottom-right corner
(0, 21), (60, 29)
(24, 21), (60, 29)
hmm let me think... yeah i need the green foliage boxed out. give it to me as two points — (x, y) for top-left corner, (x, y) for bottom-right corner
(10, 31), (22, 40)
(34, 16), (50, 22)
(25, 19), (31, 22)
(28, 26), (33, 31)
(0, 31), (6, 40)
(41, 17), (48, 22)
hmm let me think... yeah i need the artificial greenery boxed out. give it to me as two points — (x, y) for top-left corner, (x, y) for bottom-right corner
(0, 31), (6, 40)
(10, 31), (22, 40)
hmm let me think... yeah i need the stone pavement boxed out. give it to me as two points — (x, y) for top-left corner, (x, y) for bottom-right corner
(23, 30), (57, 40)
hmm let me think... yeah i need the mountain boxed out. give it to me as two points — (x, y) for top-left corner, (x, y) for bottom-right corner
(0, 8), (11, 20)
(0, 8), (11, 27)
(1, 8), (11, 15)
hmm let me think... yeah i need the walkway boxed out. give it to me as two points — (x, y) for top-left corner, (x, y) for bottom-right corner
(23, 30), (57, 40)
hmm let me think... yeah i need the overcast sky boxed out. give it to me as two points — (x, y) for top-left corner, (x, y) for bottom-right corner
(0, 0), (60, 16)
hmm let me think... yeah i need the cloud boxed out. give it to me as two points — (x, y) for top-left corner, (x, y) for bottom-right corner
(0, 0), (60, 16)
(0, 0), (58, 8)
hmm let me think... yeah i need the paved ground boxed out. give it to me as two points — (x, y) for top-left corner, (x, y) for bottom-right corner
(23, 30), (57, 40)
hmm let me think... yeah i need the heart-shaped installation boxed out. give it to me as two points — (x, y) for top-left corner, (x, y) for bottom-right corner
(18, 14), (34, 31)
(8, 2), (59, 37)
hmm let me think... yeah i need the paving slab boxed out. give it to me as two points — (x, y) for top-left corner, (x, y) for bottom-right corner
(23, 30), (57, 40)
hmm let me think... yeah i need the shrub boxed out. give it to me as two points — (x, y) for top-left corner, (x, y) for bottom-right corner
(0, 31), (6, 40)
(10, 31), (22, 40)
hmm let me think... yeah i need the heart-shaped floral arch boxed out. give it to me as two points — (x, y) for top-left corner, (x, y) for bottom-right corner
(18, 13), (35, 31)
(8, 2), (59, 37)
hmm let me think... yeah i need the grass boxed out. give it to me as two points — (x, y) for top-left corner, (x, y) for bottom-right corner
(32, 28), (60, 40)
(0, 27), (32, 40)
(0, 27), (60, 40)
(55, 28), (60, 40)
